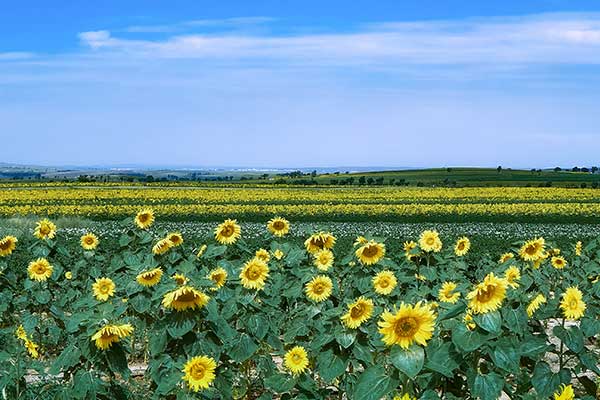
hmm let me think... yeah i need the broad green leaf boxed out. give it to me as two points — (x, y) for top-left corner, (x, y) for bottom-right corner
(317, 349), (347, 383)
(472, 372), (503, 400)
(390, 345), (424, 379)
(353, 365), (395, 400)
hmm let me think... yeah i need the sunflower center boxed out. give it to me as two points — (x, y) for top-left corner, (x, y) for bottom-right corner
(350, 304), (364, 318)
(477, 285), (496, 302)
(34, 265), (46, 274)
(525, 245), (536, 255)
(177, 291), (198, 303)
(311, 238), (325, 249)
(379, 279), (389, 288)
(221, 225), (234, 237)
(312, 283), (325, 294)
(246, 266), (261, 280)
(191, 364), (206, 379)
(100, 284), (111, 294)
(292, 353), (301, 363)
(569, 300), (578, 308)
(0, 241), (10, 250)
(362, 245), (378, 258)
(426, 237), (435, 245)
(138, 214), (149, 223)
(86, 237), (94, 244)
(394, 317), (418, 337)
(458, 242), (465, 250)
(273, 221), (285, 230)
(40, 226), (50, 235)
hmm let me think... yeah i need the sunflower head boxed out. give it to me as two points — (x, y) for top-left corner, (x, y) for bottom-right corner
(403, 241), (417, 252)
(504, 266), (521, 289)
(284, 346), (309, 375)
(152, 238), (172, 255)
(560, 287), (586, 320)
(526, 293), (547, 318)
(91, 324), (134, 350)
(355, 240), (386, 265)
(553, 384), (574, 400)
(551, 256), (567, 269)
(24, 339), (40, 358)
(498, 252), (514, 264)
(575, 241), (582, 256)
(208, 267), (228, 290)
(519, 237), (545, 261)
(134, 209), (155, 229)
(167, 232), (184, 247)
(466, 273), (507, 314)
(27, 258), (53, 281)
(34, 218), (57, 240)
(304, 232), (336, 254)
(341, 297), (374, 329)
(162, 286), (210, 312)
(305, 275), (333, 302)
(172, 273), (188, 285)
(454, 237), (470, 256)
(80, 233), (99, 250)
(378, 302), (436, 348)
(92, 277), (116, 301)
(0, 235), (18, 257)
(182, 355), (217, 392)
(136, 267), (163, 287)
(372, 270), (397, 295)
(214, 219), (241, 245)
(65, 271), (73, 280)
(267, 217), (290, 237)
(418, 230), (442, 253)
(272, 249), (285, 260)
(196, 244), (207, 258)
(15, 325), (28, 341)
(313, 249), (334, 271)
(240, 258), (269, 290)
(254, 248), (271, 263)
(438, 281), (461, 303)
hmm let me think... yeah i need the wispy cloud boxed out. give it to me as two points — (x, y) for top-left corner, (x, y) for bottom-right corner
(123, 16), (275, 33)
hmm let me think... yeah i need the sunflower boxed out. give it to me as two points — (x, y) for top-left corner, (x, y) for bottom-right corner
(438, 282), (460, 303)
(498, 252), (514, 264)
(403, 241), (417, 252)
(463, 310), (476, 331)
(34, 218), (57, 240)
(305, 275), (333, 302)
(167, 232), (184, 247)
(65, 271), (73, 280)
(418, 230), (442, 253)
(272, 249), (285, 260)
(354, 236), (368, 246)
(504, 266), (521, 289)
(466, 273), (508, 314)
(284, 346), (309, 375)
(80, 233), (99, 250)
(415, 274), (427, 281)
(559, 287), (586, 320)
(24, 339), (40, 358)
(196, 244), (207, 258)
(355, 240), (386, 265)
(313, 249), (334, 271)
(394, 395), (416, 400)
(172, 273), (188, 285)
(304, 232), (336, 254)
(267, 217), (290, 237)
(519, 237), (545, 261)
(341, 297), (374, 329)
(255, 248), (270, 263)
(551, 256), (567, 269)
(92, 277), (116, 301)
(15, 325), (28, 341)
(378, 302), (436, 348)
(0, 235), (17, 257)
(136, 267), (163, 287)
(553, 384), (574, 400)
(372, 270), (397, 295)
(27, 258), (53, 281)
(182, 356), (217, 392)
(454, 237), (470, 256)
(214, 219), (241, 245)
(526, 293), (547, 318)
(162, 286), (210, 311)
(575, 241), (582, 256)
(91, 324), (134, 350)
(239, 258), (269, 290)
(152, 238), (172, 255)
(134, 209), (154, 229)
(208, 267), (228, 290)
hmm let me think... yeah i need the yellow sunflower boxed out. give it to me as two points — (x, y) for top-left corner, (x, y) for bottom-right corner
(553, 384), (574, 400)
(65, 271), (73, 280)
(463, 310), (476, 331)
(80, 233), (99, 250)
(418, 230), (442, 253)
(27, 258), (53, 281)
(34, 218), (57, 240)
(267, 217), (290, 237)
(136, 267), (163, 287)
(0, 235), (18, 257)
(355, 240), (386, 265)
(466, 273), (508, 314)
(196, 244), (207, 258)
(575, 241), (582, 256)
(313, 249), (334, 271)
(551, 256), (567, 269)
(172, 273), (188, 285)
(24, 339), (40, 358)
(519, 237), (545, 261)
(15, 325), (28, 341)
(438, 282), (461, 303)
(284, 346), (309, 375)
(394, 394), (416, 400)
(559, 287), (586, 320)
(134, 209), (155, 229)
(214, 219), (241, 245)
(526, 293), (547, 318)
(403, 240), (417, 252)
(498, 252), (514, 264)
(92, 277), (116, 301)
(341, 297), (374, 329)
(372, 270), (397, 295)
(182, 356), (217, 392)
(354, 236), (368, 246)
(91, 324), (134, 350)
(454, 237), (470, 256)
(167, 232), (184, 247)
(255, 248), (271, 263)
(239, 258), (269, 290)
(272, 249), (285, 260)
(305, 275), (333, 302)
(162, 286), (210, 311)
(304, 232), (336, 254)
(504, 266), (521, 289)
(378, 302), (436, 348)
(208, 267), (228, 290)
(152, 238), (172, 255)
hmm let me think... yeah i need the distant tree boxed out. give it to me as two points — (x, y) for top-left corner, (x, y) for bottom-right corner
(311, 170), (317, 178)
(572, 167), (580, 172)
(580, 182), (588, 188)
(375, 177), (384, 185)
(366, 177), (374, 185)
(554, 167), (562, 172)
(347, 177), (355, 185)
(592, 166), (599, 173)
(330, 179), (339, 185)
(446, 167), (452, 173)
(581, 167), (589, 173)
(497, 166), (502, 173)
(358, 176), (366, 185)
(592, 181), (599, 189)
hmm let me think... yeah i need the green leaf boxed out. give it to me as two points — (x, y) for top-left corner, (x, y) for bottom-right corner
(118, 234), (132, 247)
(553, 325), (584, 354)
(473, 311), (501, 334)
(49, 344), (81, 374)
(437, 302), (466, 321)
(532, 362), (569, 398)
(425, 342), (459, 378)
(227, 334), (258, 363)
(502, 306), (528, 335)
(149, 332), (167, 355)
(472, 372), (503, 400)
(166, 314), (196, 338)
(246, 314), (269, 340)
(203, 244), (227, 259)
(491, 341), (520, 373)
(316, 349), (347, 383)
(335, 330), (356, 349)
(353, 365), (395, 400)
(106, 345), (130, 378)
(390, 345), (424, 379)
(35, 289), (51, 305)
(451, 324), (490, 352)
(130, 294), (151, 314)
(265, 374), (296, 393)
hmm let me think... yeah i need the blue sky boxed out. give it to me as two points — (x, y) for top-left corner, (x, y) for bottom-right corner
(2, 1), (600, 168)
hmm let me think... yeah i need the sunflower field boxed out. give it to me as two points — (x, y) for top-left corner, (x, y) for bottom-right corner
(0, 212), (599, 399)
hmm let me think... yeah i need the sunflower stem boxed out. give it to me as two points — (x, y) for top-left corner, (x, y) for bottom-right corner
(559, 317), (566, 370)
